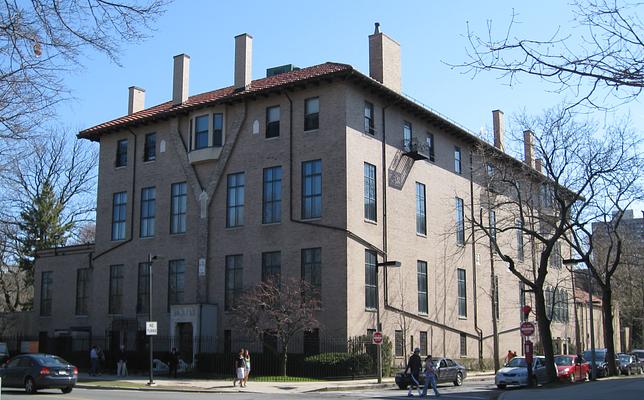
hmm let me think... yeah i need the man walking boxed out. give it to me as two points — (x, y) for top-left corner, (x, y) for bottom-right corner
(421, 354), (440, 397)
(89, 346), (98, 376)
(404, 348), (423, 397)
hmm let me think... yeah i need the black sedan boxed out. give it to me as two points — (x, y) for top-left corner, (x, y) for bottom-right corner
(0, 353), (78, 394)
(617, 353), (642, 375)
(395, 357), (467, 389)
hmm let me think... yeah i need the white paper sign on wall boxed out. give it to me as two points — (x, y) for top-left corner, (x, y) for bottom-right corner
(146, 321), (157, 336)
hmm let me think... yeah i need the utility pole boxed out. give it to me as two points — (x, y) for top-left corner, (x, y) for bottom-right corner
(147, 253), (156, 386)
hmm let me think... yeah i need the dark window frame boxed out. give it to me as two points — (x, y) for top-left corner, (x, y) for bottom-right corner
(365, 250), (377, 310)
(301, 248), (321, 302)
(261, 251), (281, 284)
(395, 330), (404, 357)
(456, 197), (465, 245)
(140, 187), (156, 238)
(460, 333), (467, 356)
(304, 97), (319, 131)
(136, 262), (150, 314)
(213, 113), (223, 147)
(225, 255), (243, 311)
(416, 182), (426, 235)
(170, 182), (187, 234)
(417, 260), (428, 314)
(427, 132), (435, 162)
(194, 114), (209, 150)
(457, 268), (467, 318)
(75, 268), (90, 315)
(111, 192), (127, 241)
(454, 146), (462, 174)
(144, 132), (156, 162)
(419, 331), (428, 356)
(266, 106), (280, 138)
(364, 162), (377, 222)
(302, 160), (322, 219)
(40, 271), (53, 316)
(168, 259), (186, 309)
(516, 219), (524, 261)
(262, 166), (282, 224)
(226, 172), (245, 228)
(108, 264), (124, 315)
(364, 101), (375, 134)
(403, 121), (412, 150)
(116, 139), (128, 167)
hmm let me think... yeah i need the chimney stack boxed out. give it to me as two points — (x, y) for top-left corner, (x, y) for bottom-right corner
(535, 158), (543, 173)
(128, 86), (145, 115)
(234, 33), (253, 91)
(173, 54), (190, 106)
(492, 109), (504, 151)
(368, 23), (401, 92)
(523, 130), (534, 167)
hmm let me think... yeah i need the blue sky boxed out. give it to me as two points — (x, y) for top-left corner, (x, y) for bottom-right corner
(61, 0), (641, 209)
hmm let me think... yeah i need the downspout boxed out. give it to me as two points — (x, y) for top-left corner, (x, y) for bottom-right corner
(469, 151), (484, 370)
(381, 102), (394, 305)
(93, 127), (138, 260)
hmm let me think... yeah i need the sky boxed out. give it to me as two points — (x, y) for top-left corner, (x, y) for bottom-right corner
(58, 0), (642, 211)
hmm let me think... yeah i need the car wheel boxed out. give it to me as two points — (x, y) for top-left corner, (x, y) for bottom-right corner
(24, 377), (37, 394)
(453, 372), (463, 386)
(497, 384), (506, 389)
(626, 368), (631, 376)
(532, 376), (539, 387)
(62, 387), (73, 394)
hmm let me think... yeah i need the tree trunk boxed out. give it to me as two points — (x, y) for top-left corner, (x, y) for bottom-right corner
(602, 287), (618, 376)
(281, 340), (288, 377)
(534, 286), (557, 383)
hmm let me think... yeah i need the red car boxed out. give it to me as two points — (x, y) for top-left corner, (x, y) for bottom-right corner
(554, 355), (590, 383)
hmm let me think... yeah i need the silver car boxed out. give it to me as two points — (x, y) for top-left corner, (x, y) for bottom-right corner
(495, 356), (549, 389)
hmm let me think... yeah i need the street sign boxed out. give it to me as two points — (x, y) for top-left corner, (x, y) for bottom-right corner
(146, 321), (158, 336)
(520, 321), (535, 337)
(372, 331), (383, 345)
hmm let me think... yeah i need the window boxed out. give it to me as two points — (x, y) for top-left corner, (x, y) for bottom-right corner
(168, 259), (186, 308)
(144, 133), (156, 161)
(550, 242), (562, 269)
(417, 261), (428, 314)
(304, 97), (319, 131)
(302, 160), (322, 219)
(493, 274), (500, 320)
(364, 163), (377, 222)
(40, 271), (53, 316)
(457, 268), (467, 318)
(516, 220), (524, 261)
(303, 329), (320, 356)
(108, 265), (124, 314)
(455, 197), (465, 245)
(262, 167), (282, 224)
(427, 132), (435, 162)
(170, 182), (187, 234)
(545, 286), (554, 320)
(364, 101), (374, 134)
(454, 146), (462, 174)
(225, 255), (243, 311)
(460, 333), (467, 356)
(416, 182), (426, 235)
(194, 115), (209, 149)
(75, 268), (90, 315)
(266, 106), (280, 138)
(419, 331), (428, 356)
(395, 330), (404, 357)
(261, 251), (281, 284)
(140, 187), (156, 238)
(403, 121), (412, 149)
(226, 172), (245, 227)
(116, 139), (128, 167)
(302, 248), (321, 301)
(365, 250), (377, 310)
(136, 262), (150, 314)
(111, 192), (127, 241)
(489, 209), (496, 242)
(213, 113), (223, 147)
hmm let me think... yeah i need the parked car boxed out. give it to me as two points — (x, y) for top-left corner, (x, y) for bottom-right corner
(0, 353), (77, 394)
(631, 350), (644, 370)
(495, 356), (550, 389)
(616, 353), (642, 375)
(152, 358), (189, 374)
(582, 349), (609, 377)
(554, 354), (590, 382)
(0, 342), (9, 365)
(395, 357), (467, 389)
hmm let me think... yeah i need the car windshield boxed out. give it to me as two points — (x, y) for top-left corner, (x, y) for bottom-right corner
(0, 343), (7, 353)
(583, 351), (606, 362)
(34, 355), (69, 366)
(505, 357), (528, 368)
(554, 356), (574, 366)
(619, 355), (630, 362)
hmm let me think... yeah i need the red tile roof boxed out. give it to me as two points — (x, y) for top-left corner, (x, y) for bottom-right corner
(79, 62), (353, 140)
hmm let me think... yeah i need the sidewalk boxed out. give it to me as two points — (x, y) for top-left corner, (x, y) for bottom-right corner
(77, 370), (495, 394)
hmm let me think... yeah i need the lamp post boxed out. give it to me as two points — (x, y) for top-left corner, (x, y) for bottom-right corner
(564, 259), (596, 380)
(147, 253), (158, 386)
(375, 259), (401, 384)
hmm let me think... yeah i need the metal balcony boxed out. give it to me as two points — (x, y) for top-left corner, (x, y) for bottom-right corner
(402, 137), (429, 161)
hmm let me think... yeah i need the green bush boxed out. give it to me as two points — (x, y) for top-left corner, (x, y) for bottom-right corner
(303, 352), (374, 378)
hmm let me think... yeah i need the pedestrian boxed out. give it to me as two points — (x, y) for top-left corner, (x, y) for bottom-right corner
(233, 349), (246, 387)
(404, 347), (423, 397)
(96, 346), (104, 375)
(117, 345), (128, 377)
(243, 349), (251, 386)
(505, 350), (515, 364)
(421, 354), (440, 397)
(168, 347), (179, 378)
(89, 346), (98, 376)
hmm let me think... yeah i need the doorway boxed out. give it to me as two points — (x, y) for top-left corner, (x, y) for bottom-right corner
(177, 323), (193, 364)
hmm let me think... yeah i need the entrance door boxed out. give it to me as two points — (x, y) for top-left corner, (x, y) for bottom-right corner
(177, 323), (193, 364)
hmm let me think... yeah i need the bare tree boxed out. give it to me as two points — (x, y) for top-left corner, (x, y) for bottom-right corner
(0, 0), (168, 141)
(459, 0), (643, 109)
(231, 278), (321, 376)
(613, 229), (644, 349)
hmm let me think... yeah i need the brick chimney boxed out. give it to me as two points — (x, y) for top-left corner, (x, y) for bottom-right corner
(535, 158), (543, 173)
(523, 130), (534, 167)
(492, 109), (504, 151)
(234, 33), (253, 91)
(128, 86), (145, 115)
(173, 54), (190, 106)
(368, 23), (401, 92)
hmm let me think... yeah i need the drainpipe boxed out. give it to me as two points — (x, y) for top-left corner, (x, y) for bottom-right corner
(93, 127), (138, 260)
(469, 151), (484, 369)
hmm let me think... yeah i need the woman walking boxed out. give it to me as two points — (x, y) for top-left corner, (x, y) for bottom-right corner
(242, 349), (251, 386)
(233, 349), (246, 387)
(421, 354), (440, 397)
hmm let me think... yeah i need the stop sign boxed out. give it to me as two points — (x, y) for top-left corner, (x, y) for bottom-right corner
(372, 331), (383, 345)
(520, 321), (535, 337)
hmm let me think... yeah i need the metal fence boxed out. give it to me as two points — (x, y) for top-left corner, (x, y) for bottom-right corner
(0, 334), (380, 379)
